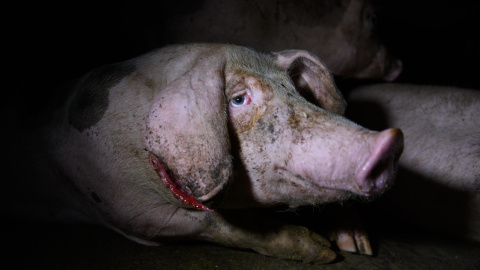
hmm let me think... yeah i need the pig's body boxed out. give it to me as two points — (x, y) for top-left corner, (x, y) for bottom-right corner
(3, 44), (403, 263)
(161, 0), (402, 81)
(347, 83), (480, 241)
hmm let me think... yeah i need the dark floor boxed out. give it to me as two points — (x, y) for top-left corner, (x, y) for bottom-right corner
(3, 217), (479, 270)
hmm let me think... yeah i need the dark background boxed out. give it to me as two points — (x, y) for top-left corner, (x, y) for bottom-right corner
(377, 0), (480, 90)
(3, 0), (480, 102)
(1, 2), (479, 267)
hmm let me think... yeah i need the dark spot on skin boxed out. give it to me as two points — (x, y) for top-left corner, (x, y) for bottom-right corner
(209, 168), (220, 181)
(255, 119), (275, 134)
(91, 192), (102, 203)
(200, 211), (221, 230)
(257, 119), (266, 130)
(268, 123), (274, 133)
(144, 78), (155, 89)
(68, 62), (136, 132)
(288, 116), (300, 129)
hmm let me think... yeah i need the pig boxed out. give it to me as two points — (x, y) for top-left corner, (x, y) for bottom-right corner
(347, 83), (480, 241)
(158, 0), (402, 81)
(2, 44), (404, 263)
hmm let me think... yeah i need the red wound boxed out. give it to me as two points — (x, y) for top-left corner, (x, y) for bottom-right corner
(148, 152), (212, 211)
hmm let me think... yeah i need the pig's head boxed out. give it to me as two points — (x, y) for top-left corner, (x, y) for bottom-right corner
(292, 0), (403, 81)
(329, 0), (403, 81)
(144, 44), (403, 211)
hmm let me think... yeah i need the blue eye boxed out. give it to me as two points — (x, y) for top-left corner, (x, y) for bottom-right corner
(230, 92), (252, 107)
(232, 95), (246, 106)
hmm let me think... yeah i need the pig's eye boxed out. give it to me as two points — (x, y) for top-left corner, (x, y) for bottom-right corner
(231, 93), (251, 107)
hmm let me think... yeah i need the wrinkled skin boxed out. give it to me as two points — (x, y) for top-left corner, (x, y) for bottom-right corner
(2, 44), (404, 264)
(347, 83), (480, 242)
(162, 0), (402, 81)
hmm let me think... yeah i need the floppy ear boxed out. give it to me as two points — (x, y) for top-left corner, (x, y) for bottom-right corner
(272, 50), (346, 115)
(144, 53), (232, 207)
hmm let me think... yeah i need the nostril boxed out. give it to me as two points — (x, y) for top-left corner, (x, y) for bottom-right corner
(356, 128), (404, 195)
(369, 158), (390, 181)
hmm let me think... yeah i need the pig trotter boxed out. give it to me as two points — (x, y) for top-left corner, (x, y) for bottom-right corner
(330, 228), (372, 256)
(148, 152), (212, 211)
(205, 210), (337, 264)
(328, 207), (373, 255)
(261, 225), (337, 263)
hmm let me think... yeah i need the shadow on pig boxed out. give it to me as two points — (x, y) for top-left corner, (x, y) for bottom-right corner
(346, 100), (473, 240)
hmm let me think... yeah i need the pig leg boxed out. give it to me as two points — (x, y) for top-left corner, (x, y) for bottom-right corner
(138, 208), (337, 264)
(201, 210), (336, 263)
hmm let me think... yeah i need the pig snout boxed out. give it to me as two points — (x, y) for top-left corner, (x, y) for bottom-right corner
(350, 48), (403, 82)
(356, 128), (404, 195)
(284, 123), (404, 198)
(382, 59), (403, 82)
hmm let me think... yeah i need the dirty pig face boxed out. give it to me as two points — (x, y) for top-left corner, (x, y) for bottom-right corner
(224, 56), (402, 209)
(226, 71), (355, 207)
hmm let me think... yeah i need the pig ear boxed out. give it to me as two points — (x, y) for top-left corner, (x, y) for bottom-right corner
(272, 50), (346, 115)
(144, 54), (232, 204)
